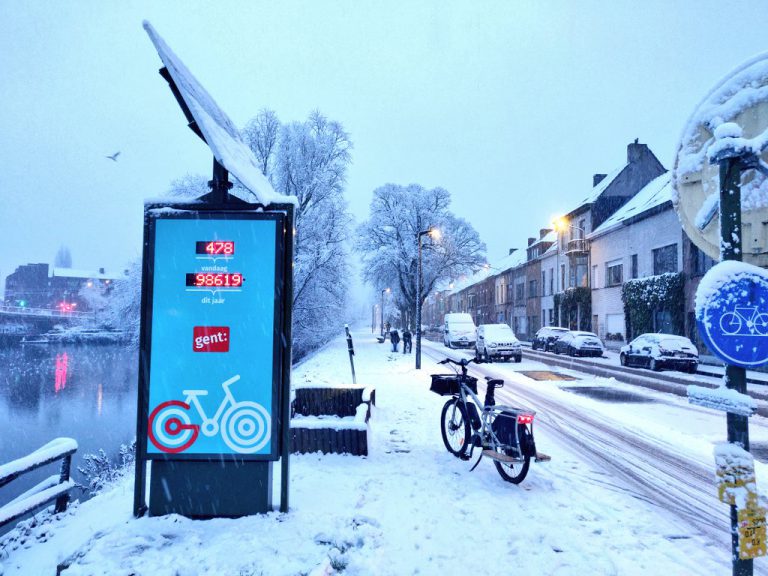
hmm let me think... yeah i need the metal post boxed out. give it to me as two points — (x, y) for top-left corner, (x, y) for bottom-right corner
(54, 454), (71, 514)
(416, 233), (424, 369)
(380, 289), (386, 337)
(720, 155), (752, 576)
(345, 325), (356, 384)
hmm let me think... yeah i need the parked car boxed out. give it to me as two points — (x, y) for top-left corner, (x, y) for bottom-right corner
(619, 334), (699, 373)
(552, 331), (605, 357)
(531, 326), (570, 352)
(443, 313), (477, 349)
(475, 324), (522, 362)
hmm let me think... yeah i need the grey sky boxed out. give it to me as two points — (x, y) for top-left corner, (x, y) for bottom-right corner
(1, 1), (767, 292)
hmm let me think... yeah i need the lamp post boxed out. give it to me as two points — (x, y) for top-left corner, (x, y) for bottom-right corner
(416, 227), (440, 369)
(380, 287), (390, 337)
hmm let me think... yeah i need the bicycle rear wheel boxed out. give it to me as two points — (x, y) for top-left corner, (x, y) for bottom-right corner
(441, 398), (470, 458)
(493, 425), (532, 484)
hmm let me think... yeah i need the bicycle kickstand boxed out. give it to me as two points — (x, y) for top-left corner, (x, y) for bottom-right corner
(466, 434), (483, 471)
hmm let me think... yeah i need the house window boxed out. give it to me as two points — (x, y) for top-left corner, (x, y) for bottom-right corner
(653, 244), (678, 275)
(631, 254), (638, 279)
(515, 281), (525, 301)
(690, 244), (715, 277)
(528, 280), (538, 298)
(507, 284), (514, 302)
(606, 260), (623, 287)
(549, 268), (554, 295)
(542, 272), (546, 295)
(560, 264), (565, 291)
(592, 265), (599, 288)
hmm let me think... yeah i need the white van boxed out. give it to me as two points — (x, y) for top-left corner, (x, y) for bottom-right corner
(443, 313), (477, 349)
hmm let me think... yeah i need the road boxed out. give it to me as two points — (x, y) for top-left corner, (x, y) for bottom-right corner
(422, 339), (768, 563)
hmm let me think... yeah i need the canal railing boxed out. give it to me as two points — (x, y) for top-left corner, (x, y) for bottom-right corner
(0, 438), (78, 529)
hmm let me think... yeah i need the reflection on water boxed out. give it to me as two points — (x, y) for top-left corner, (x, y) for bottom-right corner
(0, 343), (137, 506)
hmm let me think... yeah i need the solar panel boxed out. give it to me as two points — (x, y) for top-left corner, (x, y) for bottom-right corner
(143, 21), (282, 206)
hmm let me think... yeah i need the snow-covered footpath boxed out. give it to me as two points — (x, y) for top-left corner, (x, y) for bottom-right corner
(0, 330), (734, 575)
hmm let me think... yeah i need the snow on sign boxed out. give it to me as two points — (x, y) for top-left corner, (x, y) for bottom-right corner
(672, 51), (768, 268)
(696, 260), (768, 368)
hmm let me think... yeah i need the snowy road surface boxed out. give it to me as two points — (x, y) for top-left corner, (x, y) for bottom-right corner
(1, 329), (766, 575)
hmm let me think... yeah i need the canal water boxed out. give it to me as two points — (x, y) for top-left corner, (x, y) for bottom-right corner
(0, 343), (137, 507)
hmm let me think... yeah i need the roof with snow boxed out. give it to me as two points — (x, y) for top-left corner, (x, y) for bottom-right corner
(446, 249), (527, 294)
(588, 173), (671, 240)
(573, 165), (626, 211)
(51, 268), (127, 280)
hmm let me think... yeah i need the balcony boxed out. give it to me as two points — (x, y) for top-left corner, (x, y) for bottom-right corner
(565, 238), (588, 254)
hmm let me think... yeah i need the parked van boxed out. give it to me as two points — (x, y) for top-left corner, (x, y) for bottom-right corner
(443, 313), (477, 349)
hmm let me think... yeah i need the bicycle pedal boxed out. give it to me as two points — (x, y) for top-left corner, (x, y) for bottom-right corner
(535, 452), (552, 463)
(459, 453), (472, 461)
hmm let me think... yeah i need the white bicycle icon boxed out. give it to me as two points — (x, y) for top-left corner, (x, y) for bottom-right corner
(719, 306), (768, 336)
(148, 375), (271, 454)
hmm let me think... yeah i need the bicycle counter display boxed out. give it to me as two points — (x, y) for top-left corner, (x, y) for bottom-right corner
(144, 211), (282, 459)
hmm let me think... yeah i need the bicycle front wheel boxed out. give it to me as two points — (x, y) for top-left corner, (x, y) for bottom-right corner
(441, 398), (470, 458)
(493, 425), (532, 484)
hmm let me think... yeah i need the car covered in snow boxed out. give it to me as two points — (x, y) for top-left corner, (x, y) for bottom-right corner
(619, 333), (698, 373)
(551, 330), (605, 357)
(443, 313), (477, 349)
(531, 326), (570, 352)
(475, 324), (522, 362)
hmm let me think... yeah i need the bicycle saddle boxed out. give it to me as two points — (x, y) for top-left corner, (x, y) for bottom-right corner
(484, 378), (504, 388)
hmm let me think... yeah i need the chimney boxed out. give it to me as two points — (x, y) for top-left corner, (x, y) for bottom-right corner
(527, 237), (535, 247)
(627, 138), (649, 164)
(593, 174), (607, 186)
(508, 248), (517, 256)
(539, 228), (552, 239)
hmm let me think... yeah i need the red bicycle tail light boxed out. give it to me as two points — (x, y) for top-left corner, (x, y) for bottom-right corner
(517, 414), (534, 425)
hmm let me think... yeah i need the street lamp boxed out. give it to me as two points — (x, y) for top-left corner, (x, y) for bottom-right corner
(416, 227), (441, 369)
(380, 287), (390, 337)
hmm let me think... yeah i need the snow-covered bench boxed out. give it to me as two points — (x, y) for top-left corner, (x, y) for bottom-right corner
(290, 384), (375, 456)
(0, 438), (78, 529)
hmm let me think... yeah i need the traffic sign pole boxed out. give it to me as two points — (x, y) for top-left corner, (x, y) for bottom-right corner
(720, 155), (752, 576)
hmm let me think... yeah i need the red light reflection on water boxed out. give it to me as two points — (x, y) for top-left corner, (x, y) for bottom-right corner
(54, 353), (69, 393)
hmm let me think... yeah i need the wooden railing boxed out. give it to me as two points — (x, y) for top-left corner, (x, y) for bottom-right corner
(0, 438), (78, 529)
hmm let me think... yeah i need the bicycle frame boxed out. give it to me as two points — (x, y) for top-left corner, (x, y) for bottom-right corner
(182, 374), (241, 437)
(450, 371), (534, 461)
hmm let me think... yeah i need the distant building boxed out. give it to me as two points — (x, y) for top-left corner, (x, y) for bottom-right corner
(4, 263), (127, 311)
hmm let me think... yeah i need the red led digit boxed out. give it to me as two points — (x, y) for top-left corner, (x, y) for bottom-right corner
(232, 274), (243, 287)
(223, 242), (234, 255)
(195, 273), (205, 286)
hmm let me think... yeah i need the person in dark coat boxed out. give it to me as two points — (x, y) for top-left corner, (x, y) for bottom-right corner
(390, 328), (400, 352)
(402, 327), (412, 354)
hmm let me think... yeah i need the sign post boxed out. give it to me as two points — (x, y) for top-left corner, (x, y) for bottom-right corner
(674, 53), (768, 575)
(134, 23), (295, 517)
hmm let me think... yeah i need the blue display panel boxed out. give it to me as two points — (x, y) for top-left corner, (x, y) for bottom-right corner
(146, 214), (279, 458)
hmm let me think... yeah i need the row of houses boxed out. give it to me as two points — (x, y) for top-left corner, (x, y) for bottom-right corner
(422, 140), (715, 348)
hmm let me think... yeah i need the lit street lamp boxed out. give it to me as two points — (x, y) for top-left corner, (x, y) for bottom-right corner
(416, 227), (441, 369)
(380, 287), (390, 337)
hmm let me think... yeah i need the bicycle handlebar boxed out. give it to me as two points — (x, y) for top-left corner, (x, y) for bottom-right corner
(438, 356), (482, 368)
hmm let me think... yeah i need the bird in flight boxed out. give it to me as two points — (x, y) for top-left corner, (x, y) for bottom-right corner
(106, 151), (121, 162)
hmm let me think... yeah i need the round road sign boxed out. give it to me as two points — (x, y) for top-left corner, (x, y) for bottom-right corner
(673, 52), (768, 267)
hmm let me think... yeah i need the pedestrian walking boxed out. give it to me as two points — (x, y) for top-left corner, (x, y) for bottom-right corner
(390, 328), (400, 352)
(402, 327), (412, 354)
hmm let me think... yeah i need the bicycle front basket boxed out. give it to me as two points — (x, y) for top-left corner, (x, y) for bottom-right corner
(429, 374), (477, 395)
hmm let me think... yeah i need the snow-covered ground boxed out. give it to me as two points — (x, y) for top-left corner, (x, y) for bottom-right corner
(1, 329), (764, 575)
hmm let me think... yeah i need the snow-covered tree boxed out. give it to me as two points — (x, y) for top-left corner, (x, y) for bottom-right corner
(356, 184), (485, 326)
(242, 110), (353, 358)
(102, 110), (353, 358)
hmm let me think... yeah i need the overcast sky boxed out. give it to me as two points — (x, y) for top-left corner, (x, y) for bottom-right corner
(2, 1), (767, 295)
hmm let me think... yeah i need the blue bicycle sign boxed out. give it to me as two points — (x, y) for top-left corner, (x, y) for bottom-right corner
(697, 262), (768, 368)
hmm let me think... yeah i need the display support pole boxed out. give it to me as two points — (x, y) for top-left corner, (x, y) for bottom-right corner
(719, 155), (752, 576)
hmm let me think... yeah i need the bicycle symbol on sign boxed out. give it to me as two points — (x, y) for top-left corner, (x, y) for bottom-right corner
(148, 375), (271, 454)
(719, 306), (768, 337)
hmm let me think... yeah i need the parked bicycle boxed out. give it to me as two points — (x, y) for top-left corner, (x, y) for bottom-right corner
(431, 356), (548, 484)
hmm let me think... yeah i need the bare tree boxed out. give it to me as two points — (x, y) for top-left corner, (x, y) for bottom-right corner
(356, 183), (485, 325)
